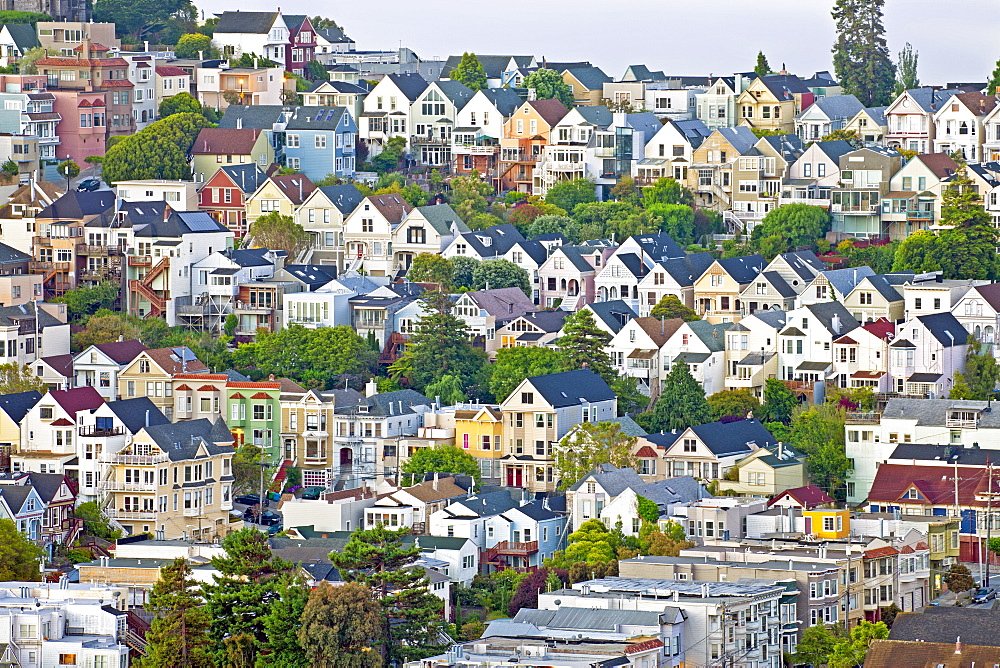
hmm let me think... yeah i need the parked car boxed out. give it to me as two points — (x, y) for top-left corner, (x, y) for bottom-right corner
(234, 494), (269, 507)
(300, 486), (325, 500)
(256, 510), (281, 526)
(267, 523), (283, 535)
(77, 178), (101, 192)
(972, 587), (996, 604)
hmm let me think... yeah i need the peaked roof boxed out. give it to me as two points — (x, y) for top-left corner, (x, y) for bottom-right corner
(953, 91), (999, 116)
(658, 252), (715, 287)
(915, 152), (959, 179)
(2, 24), (39, 51)
(214, 11), (280, 34)
(645, 418), (777, 457)
(267, 174), (316, 205)
(364, 193), (411, 222)
(715, 126), (759, 155)
(385, 73), (429, 101)
(142, 417), (234, 461)
(564, 66), (612, 90)
(48, 387), (104, 417)
(915, 312), (967, 346)
(317, 184), (364, 215)
(812, 139), (857, 163)
(465, 287), (535, 319)
(0, 390), (41, 424)
(767, 485), (835, 508)
(801, 94), (865, 120)
(896, 87), (963, 113)
(90, 340), (147, 365)
(586, 300), (637, 334)
(191, 128), (263, 155)
(476, 87), (524, 117)
(218, 164), (269, 194)
(37, 190), (116, 220)
(525, 98), (569, 127)
(568, 463), (645, 495)
(525, 369), (615, 408)
(104, 398), (170, 434)
(284, 105), (349, 130)
(715, 254), (766, 283)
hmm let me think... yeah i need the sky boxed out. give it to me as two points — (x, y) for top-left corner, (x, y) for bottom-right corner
(198, 0), (999, 85)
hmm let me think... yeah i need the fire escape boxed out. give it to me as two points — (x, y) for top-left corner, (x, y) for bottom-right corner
(128, 257), (169, 319)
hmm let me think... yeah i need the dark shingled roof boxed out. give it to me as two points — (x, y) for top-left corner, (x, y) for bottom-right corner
(888, 606), (1000, 646)
(214, 11), (280, 35)
(526, 369), (615, 408)
(91, 340), (147, 365)
(104, 398), (170, 434)
(142, 417), (234, 461)
(37, 190), (116, 220)
(645, 418), (777, 457)
(0, 390), (41, 424)
(317, 184), (364, 215)
(385, 73), (429, 102)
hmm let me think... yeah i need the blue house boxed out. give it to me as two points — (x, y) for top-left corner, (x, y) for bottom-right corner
(283, 106), (358, 182)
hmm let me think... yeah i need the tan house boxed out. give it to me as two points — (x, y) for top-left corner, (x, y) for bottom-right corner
(101, 417), (236, 539)
(686, 126), (758, 214)
(497, 99), (568, 193)
(245, 173), (316, 227)
(341, 193), (412, 277)
(736, 74), (813, 134)
(561, 67), (611, 107)
(715, 442), (807, 497)
(190, 128), (274, 182)
(843, 275), (905, 323)
(844, 106), (888, 145)
(119, 347), (209, 419)
(691, 255), (766, 323)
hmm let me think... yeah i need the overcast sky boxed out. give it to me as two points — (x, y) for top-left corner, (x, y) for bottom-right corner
(199, 0), (998, 85)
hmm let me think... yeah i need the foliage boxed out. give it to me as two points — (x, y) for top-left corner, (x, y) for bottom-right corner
(74, 501), (120, 541)
(793, 623), (846, 667)
(138, 559), (214, 668)
(16, 46), (46, 75)
(489, 347), (568, 401)
(894, 42), (920, 96)
(0, 518), (43, 581)
(892, 230), (941, 273)
(750, 203), (831, 252)
(831, 0), (896, 106)
(470, 259), (531, 297)
(400, 444), (480, 486)
(990, 57), (1000, 97)
(880, 603), (901, 628)
(450, 52), (487, 91)
(934, 157), (998, 280)
(94, 0), (188, 40)
(423, 375), (467, 406)
(646, 203), (695, 243)
(640, 521), (695, 556)
(223, 313), (238, 338)
(448, 174), (493, 221)
(522, 68), (574, 108)
(546, 178), (597, 214)
(637, 362), (710, 432)
(53, 281), (120, 321)
(449, 256), (479, 290)
(174, 33), (217, 59)
(788, 403), (851, 501)
(298, 583), (383, 667)
(103, 112), (210, 184)
(754, 51), (771, 77)
(558, 309), (616, 384)
(460, 620), (485, 640)
(649, 295), (699, 321)
(707, 389), (761, 421)
(827, 621), (889, 668)
(158, 91), (216, 124)
(525, 214), (581, 243)
(249, 211), (312, 258)
(371, 136), (407, 173)
(407, 252), (454, 288)
(943, 563), (976, 592)
(304, 60), (329, 81)
(0, 10), (49, 24)
(258, 573), (309, 667)
(0, 363), (44, 395)
(844, 239), (898, 273)
(560, 519), (621, 565)
(57, 159), (79, 188)
(820, 128), (863, 147)
(232, 443), (267, 493)
(329, 525), (446, 662)
(962, 342), (1000, 399)
(761, 378), (797, 423)
(555, 422), (638, 490)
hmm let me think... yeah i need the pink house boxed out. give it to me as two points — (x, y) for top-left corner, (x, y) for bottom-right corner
(537, 245), (614, 310)
(283, 15), (317, 77)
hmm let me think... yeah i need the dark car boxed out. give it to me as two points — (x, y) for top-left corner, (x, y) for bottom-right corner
(300, 486), (325, 500)
(76, 178), (101, 192)
(233, 494), (269, 507)
(256, 510), (281, 526)
(972, 587), (997, 604)
(267, 523), (283, 535)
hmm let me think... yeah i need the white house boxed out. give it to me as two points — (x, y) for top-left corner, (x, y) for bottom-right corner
(887, 312), (969, 397)
(932, 91), (998, 162)
(72, 340), (146, 400)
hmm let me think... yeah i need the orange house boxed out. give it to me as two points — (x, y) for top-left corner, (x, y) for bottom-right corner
(497, 99), (568, 193)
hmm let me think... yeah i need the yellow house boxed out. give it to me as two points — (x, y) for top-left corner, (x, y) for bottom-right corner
(691, 255), (767, 323)
(561, 67), (610, 107)
(0, 390), (41, 470)
(716, 443), (807, 497)
(454, 406), (504, 481)
(190, 128), (274, 182)
(736, 75), (812, 134)
(803, 509), (851, 540)
(119, 347), (209, 419)
(245, 173), (316, 226)
(843, 276), (905, 324)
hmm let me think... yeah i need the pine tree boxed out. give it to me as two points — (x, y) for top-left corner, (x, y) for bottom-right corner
(299, 583), (384, 667)
(988, 57), (1000, 96)
(754, 51), (770, 77)
(893, 42), (920, 96)
(831, 0), (896, 106)
(450, 52), (487, 92)
(138, 559), (214, 668)
(637, 361), (710, 432)
(329, 525), (445, 663)
(558, 309), (615, 383)
(937, 156), (999, 280)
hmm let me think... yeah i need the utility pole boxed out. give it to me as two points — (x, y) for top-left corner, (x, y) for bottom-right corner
(986, 459), (994, 587)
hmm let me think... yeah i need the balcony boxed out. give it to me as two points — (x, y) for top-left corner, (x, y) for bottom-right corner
(101, 452), (170, 465)
(945, 417), (978, 429)
(99, 480), (157, 493)
(410, 135), (451, 146)
(907, 211), (934, 221)
(489, 540), (538, 556)
(29, 260), (71, 272)
(106, 509), (157, 521)
(846, 411), (881, 425)
(779, 196), (831, 208)
(500, 150), (539, 163)
(453, 144), (498, 154)
(128, 256), (153, 267)
(303, 451), (328, 464)
(83, 245), (124, 256)
(78, 425), (124, 437)
(542, 160), (586, 172)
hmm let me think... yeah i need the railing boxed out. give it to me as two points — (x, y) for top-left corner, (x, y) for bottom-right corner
(410, 135), (451, 145)
(106, 509), (157, 521)
(488, 540), (538, 556)
(101, 452), (170, 465)
(945, 418), (978, 429)
(128, 256), (152, 267)
(778, 196), (831, 208)
(78, 425), (124, 437)
(99, 480), (157, 493)
(29, 261), (71, 272)
(846, 411), (881, 425)
(453, 144), (497, 154)
(907, 211), (934, 220)
(83, 245), (124, 256)
(500, 151), (539, 163)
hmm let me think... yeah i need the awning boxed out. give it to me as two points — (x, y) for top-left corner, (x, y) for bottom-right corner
(908, 373), (941, 383)
(851, 370), (884, 379)
(627, 349), (657, 360)
(884, 191), (916, 199)
(796, 361), (831, 371)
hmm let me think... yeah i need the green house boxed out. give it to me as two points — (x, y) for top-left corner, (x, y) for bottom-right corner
(226, 380), (283, 463)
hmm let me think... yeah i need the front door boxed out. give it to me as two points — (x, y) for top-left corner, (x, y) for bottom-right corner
(339, 447), (353, 471)
(506, 465), (522, 487)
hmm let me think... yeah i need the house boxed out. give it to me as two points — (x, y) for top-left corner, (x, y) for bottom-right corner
(409, 80), (474, 167)
(483, 497), (567, 567)
(844, 105), (888, 144)
(767, 484), (835, 509)
(277, 387), (365, 488)
(594, 232), (685, 312)
(537, 245), (609, 310)
(450, 287), (535, 343)
(154, 65), (192, 111)
(34, 354), (72, 390)
(715, 442), (807, 497)
(0, 390), (39, 471)
(225, 378), (283, 461)
(301, 79), (368, 122)
(245, 173), (316, 227)
(72, 339), (147, 400)
(296, 183), (365, 268)
(727, 132), (805, 228)
(194, 62), (290, 110)
(441, 224), (525, 262)
(282, 273), (381, 330)
(283, 106), (358, 181)
(190, 128), (274, 181)
(493, 310), (568, 355)
(884, 88), (961, 155)
(777, 302), (860, 387)
(500, 238), (549, 301)
(691, 254), (767, 323)
(118, 346), (209, 419)
(452, 87), (523, 177)
(0, 180), (64, 256)
(952, 283), (1000, 348)
(498, 369), (617, 493)
(184, 247), (284, 333)
(211, 10), (288, 61)
(609, 316), (682, 397)
(0, 471), (77, 546)
(198, 163), (272, 238)
(931, 92), (998, 161)
(281, 15), (317, 77)
(695, 74), (754, 130)
(428, 489), (517, 547)
(723, 310), (786, 396)
(831, 318), (894, 391)
(843, 274), (905, 323)
(685, 126), (758, 213)
(793, 94), (865, 141)
(781, 140), (854, 207)
(829, 146), (902, 238)
(631, 253), (715, 316)
(358, 73), (428, 157)
(497, 99), (568, 193)
(12, 386), (104, 475)
(635, 418), (778, 482)
(390, 204), (469, 273)
(661, 319), (732, 396)
(736, 74), (814, 134)
(342, 193), (412, 277)
(422, 404), (505, 482)
(364, 474), (473, 533)
(643, 83), (703, 122)
(562, 66), (612, 106)
(887, 312), (968, 398)
(635, 118), (712, 185)
(0, 24), (37, 68)
(880, 152), (958, 238)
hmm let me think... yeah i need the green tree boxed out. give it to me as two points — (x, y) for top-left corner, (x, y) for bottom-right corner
(304, 60), (329, 81)
(761, 378), (797, 423)
(0, 363), (46, 394)
(936, 157), (998, 279)
(943, 562), (976, 593)
(53, 281), (120, 320)
(138, 559), (214, 668)
(828, 621), (889, 668)
(558, 309), (616, 383)
(249, 212), (311, 258)
(646, 203), (695, 243)
(560, 519), (620, 565)
(963, 343), (1000, 399)
(642, 177), (694, 207)
(258, 573), (309, 667)
(894, 42), (920, 96)
(448, 174), (493, 221)
(103, 112), (210, 184)
(892, 230), (941, 273)
(751, 203), (831, 250)
(793, 623), (845, 667)
(424, 374), (467, 406)
(232, 443), (267, 494)
(298, 583), (383, 668)
(449, 256), (479, 290)
(522, 68), (574, 108)
(820, 128), (863, 147)
(400, 444), (480, 486)
(831, 0), (896, 106)
(489, 347), (568, 401)
(94, 0), (187, 41)
(223, 313), (238, 338)
(546, 178), (596, 214)
(74, 501), (120, 541)
(158, 91), (201, 118)
(707, 389), (761, 421)
(0, 518), (43, 580)
(16, 46), (47, 75)
(471, 259), (531, 297)
(525, 214), (581, 243)
(637, 362), (710, 432)
(649, 295), (699, 322)
(57, 159), (79, 190)
(174, 33), (217, 59)
(371, 136), (407, 173)
(949, 371), (973, 400)
(754, 51), (771, 76)
(329, 525), (446, 663)
(231, 325), (377, 388)
(989, 57), (1000, 96)
(0, 11), (50, 25)
(407, 252), (454, 288)
(450, 52), (487, 91)
(788, 404), (851, 501)
(389, 302), (486, 394)
(555, 422), (639, 490)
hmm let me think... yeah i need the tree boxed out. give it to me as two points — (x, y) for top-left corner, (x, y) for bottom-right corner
(400, 444), (480, 486)
(751, 203), (831, 250)
(471, 259), (531, 297)
(0, 363), (46, 394)
(935, 158), (998, 280)
(72, 312), (141, 349)
(407, 252), (454, 288)
(174, 33), (217, 59)
(646, 203), (695, 243)
(74, 501), (120, 541)
(558, 309), (616, 383)
(232, 443), (266, 494)
(642, 177), (694, 207)
(0, 518), (43, 580)
(249, 212), (311, 258)
(820, 128), (863, 147)
(828, 621), (889, 668)
(943, 563), (976, 593)
(793, 623), (845, 667)
(449, 256), (479, 290)
(94, 0), (187, 41)
(258, 573), (309, 667)
(329, 525), (446, 663)
(555, 422), (639, 489)
(522, 68), (574, 108)
(448, 174), (493, 221)
(223, 313), (238, 338)
(963, 343), (1000, 399)
(831, 0), (896, 106)
(754, 51), (771, 76)
(102, 112), (210, 183)
(0, 11), (50, 25)
(649, 295), (699, 322)
(642, 521), (695, 557)
(389, 301), (487, 394)
(424, 374), (467, 405)
(949, 371), (974, 400)
(892, 230), (942, 273)
(371, 136), (407, 173)
(489, 347), (568, 401)
(298, 583), (383, 668)
(638, 362), (710, 433)
(707, 389), (761, 421)
(546, 178), (596, 214)
(16, 46), (46, 75)
(761, 378), (797, 423)
(526, 214), (581, 243)
(53, 281), (120, 320)
(231, 325), (377, 388)
(788, 405), (851, 500)
(560, 519), (620, 565)
(138, 559), (214, 668)
(158, 91), (201, 119)
(990, 56), (1000, 97)
(304, 60), (329, 81)
(57, 159), (79, 190)
(450, 52), (487, 92)
(894, 42), (920, 96)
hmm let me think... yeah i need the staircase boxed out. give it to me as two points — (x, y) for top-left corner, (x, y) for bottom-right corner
(269, 460), (294, 493)
(122, 610), (150, 656)
(344, 254), (364, 274)
(128, 257), (170, 318)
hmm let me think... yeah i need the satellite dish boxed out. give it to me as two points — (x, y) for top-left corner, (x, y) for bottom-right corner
(554, 599), (561, 606)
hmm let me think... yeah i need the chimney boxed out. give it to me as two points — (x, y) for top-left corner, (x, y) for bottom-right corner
(433, 472), (440, 490)
(365, 380), (377, 397)
(82, 39), (91, 60)
(198, 50), (204, 61)
(955, 637), (962, 654)
(143, 41), (149, 52)
(268, 374), (275, 381)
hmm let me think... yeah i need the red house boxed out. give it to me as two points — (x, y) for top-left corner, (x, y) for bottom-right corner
(198, 164), (271, 238)
(283, 15), (317, 77)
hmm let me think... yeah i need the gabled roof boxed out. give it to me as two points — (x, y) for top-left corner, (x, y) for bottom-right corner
(526, 369), (615, 408)
(458, 224), (525, 258)
(219, 248), (278, 267)
(2, 24), (39, 51)
(916, 312), (967, 347)
(363, 193), (410, 223)
(279, 264), (338, 290)
(414, 203), (468, 235)
(509, 239), (548, 265)
(894, 87), (963, 113)
(217, 164), (269, 194)
(811, 139), (856, 163)
(818, 266), (876, 296)
(507, 310), (568, 334)
(644, 418), (777, 457)
(465, 287), (535, 319)
(142, 418), (234, 461)
(629, 232), (685, 262)
(632, 316), (684, 348)
(476, 88), (524, 117)
(685, 320), (732, 352)
(858, 275), (903, 302)
(0, 391), (41, 424)
(755, 73), (810, 99)
(567, 463), (644, 495)
(803, 301), (860, 336)
(265, 174), (316, 205)
(564, 66), (612, 90)
(434, 80), (474, 107)
(214, 11), (280, 34)
(952, 91), (999, 117)
(37, 190), (116, 220)
(756, 133), (805, 162)
(314, 184), (363, 215)
(715, 127), (759, 155)
(284, 106), (349, 130)
(385, 73), (429, 102)
(217, 104), (286, 130)
(191, 128), (263, 155)
(586, 300), (636, 334)
(861, 106), (888, 126)
(557, 245), (603, 272)
(571, 105), (613, 128)
(759, 271), (796, 298)
(142, 347), (209, 375)
(767, 485), (835, 509)
(444, 490), (517, 518)
(48, 387), (104, 417)
(525, 99), (569, 127)
(658, 252), (714, 287)
(104, 398), (169, 434)
(914, 152), (959, 179)
(90, 340), (147, 365)
(716, 254), (766, 284)
(668, 119), (713, 148)
(799, 94), (864, 120)
(968, 283), (1000, 311)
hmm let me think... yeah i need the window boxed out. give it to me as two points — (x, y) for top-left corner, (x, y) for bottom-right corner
(287, 134), (300, 148)
(315, 135), (327, 148)
(521, 392), (533, 404)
